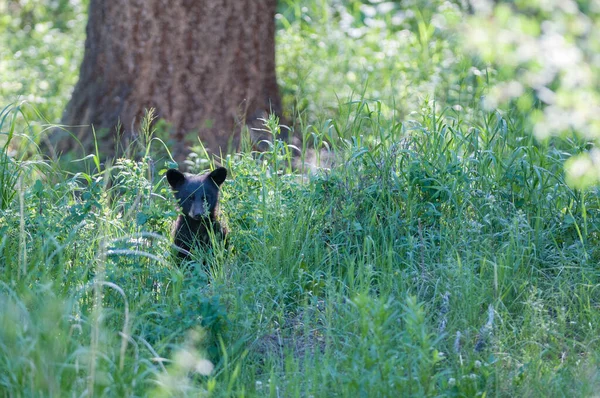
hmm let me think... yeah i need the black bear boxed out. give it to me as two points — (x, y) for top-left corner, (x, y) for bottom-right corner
(166, 167), (227, 258)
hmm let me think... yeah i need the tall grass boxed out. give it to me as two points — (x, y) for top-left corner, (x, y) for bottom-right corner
(1, 98), (599, 395)
(2, 0), (600, 396)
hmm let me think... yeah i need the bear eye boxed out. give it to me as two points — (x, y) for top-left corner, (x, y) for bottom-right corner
(189, 194), (196, 201)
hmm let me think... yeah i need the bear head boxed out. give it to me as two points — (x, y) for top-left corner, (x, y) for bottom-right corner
(166, 167), (227, 220)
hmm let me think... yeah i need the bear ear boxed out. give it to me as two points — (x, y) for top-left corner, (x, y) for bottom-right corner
(166, 169), (186, 189)
(208, 167), (227, 187)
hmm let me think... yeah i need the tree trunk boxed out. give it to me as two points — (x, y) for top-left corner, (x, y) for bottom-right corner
(51, 0), (281, 161)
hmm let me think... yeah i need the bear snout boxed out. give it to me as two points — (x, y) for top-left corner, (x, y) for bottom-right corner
(188, 201), (208, 220)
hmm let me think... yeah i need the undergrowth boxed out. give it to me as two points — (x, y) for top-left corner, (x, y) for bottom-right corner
(1, 1), (600, 396)
(1, 99), (599, 396)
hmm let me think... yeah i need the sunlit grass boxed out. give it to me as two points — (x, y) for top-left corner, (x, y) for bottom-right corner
(1, 0), (600, 396)
(1, 97), (599, 395)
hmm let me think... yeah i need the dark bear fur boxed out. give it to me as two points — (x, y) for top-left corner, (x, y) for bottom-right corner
(166, 167), (227, 258)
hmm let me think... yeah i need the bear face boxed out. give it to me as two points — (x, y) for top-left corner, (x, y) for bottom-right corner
(166, 167), (227, 221)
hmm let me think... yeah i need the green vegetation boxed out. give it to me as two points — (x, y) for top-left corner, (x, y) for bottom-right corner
(1, 0), (600, 396)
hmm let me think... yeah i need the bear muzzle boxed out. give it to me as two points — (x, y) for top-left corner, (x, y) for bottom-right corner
(188, 200), (209, 220)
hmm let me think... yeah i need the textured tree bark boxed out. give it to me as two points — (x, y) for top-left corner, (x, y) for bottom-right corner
(51, 0), (281, 160)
